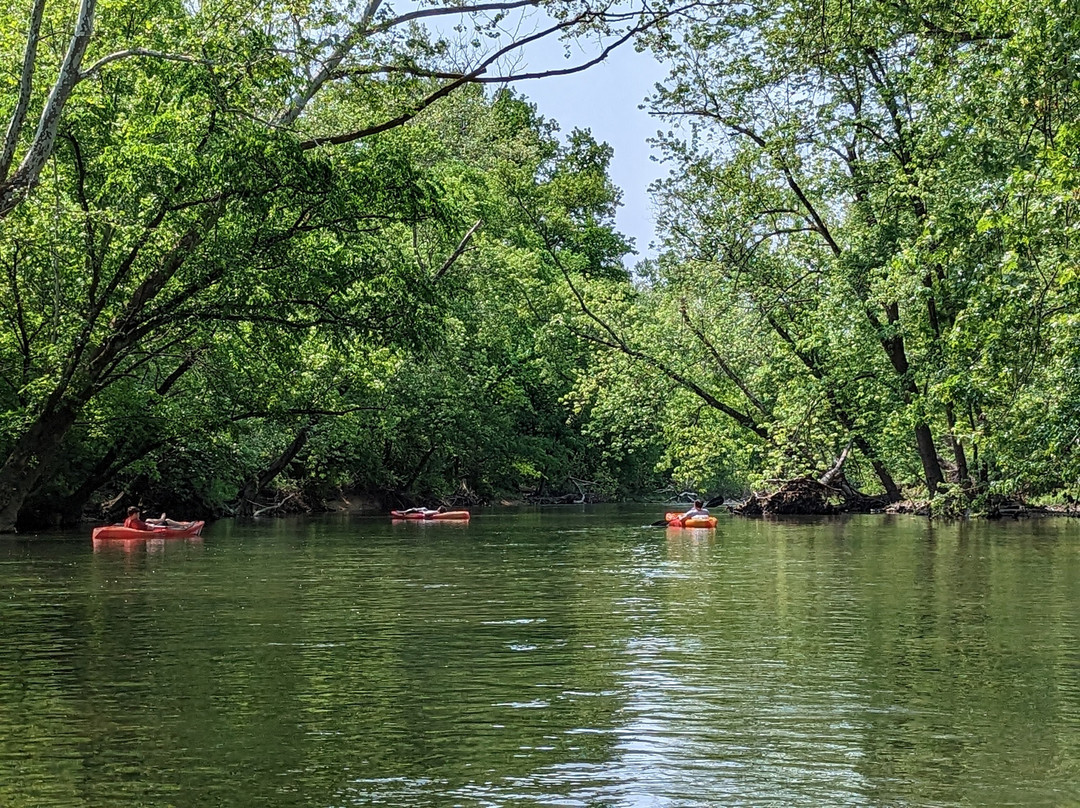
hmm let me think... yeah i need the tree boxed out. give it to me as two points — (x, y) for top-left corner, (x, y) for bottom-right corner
(0, 0), (674, 530)
(626, 0), (1080, 504)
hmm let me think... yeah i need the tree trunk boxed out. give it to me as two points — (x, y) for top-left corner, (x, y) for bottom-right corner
(400, 443), (438, 494)
(914, 421), (945, 496)
(0, 0), (97, 220)
(54, 446), (123, 525)
(858, 437), (902, 502)
(0, 401), (81, 531)
(237, 425), (312, 516)
(49, 353), (202, 524)
(879, 307), (945, 495)
(818, 439), (853, 487)
(944, 404), (969, 486)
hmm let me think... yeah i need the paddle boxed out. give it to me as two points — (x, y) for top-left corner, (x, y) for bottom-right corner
(650, 517), (675, 527)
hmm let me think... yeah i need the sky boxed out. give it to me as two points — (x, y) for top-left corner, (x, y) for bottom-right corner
(503, 38), (672, 264)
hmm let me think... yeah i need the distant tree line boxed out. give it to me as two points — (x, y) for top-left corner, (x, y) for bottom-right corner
(570, 0), (1080, 514)
(1, 0), (1077, 529)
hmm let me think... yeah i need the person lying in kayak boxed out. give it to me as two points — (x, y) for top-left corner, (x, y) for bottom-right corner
(124, 506), (197, 531)
(679, 500), (709, 523)
(399, 506), (447, 517)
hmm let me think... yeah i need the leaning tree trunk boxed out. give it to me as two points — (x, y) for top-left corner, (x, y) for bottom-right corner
(54, 446), (126, 526)
(0, 401), (81, 532)
(400, 443), (438, 495)
(0, 0), (97, 220)
(859, 441), (902, 502)
(236, 425), (312, 517)
(944, 404), (970, 486)
(53, 438), (169, 525)
(49, 351), (203, 525)
(880, 314), (945, 496)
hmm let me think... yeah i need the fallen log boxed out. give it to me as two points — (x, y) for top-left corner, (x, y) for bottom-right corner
(818, 438), (853, 488)
(883, 500), (931, 516)
(734, 476), (839, 516)
(251, 493), (298, 518)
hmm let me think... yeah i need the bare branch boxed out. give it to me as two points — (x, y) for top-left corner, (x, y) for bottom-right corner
(337, 18), (644, 85)
(434, 219), (483, 281)
(79, 48), (210, 79)
(277, 0), (538, 127)
(300, 9), (600, 149)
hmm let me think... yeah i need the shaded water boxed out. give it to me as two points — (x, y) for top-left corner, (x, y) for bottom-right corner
(1, 507), (1078, 806)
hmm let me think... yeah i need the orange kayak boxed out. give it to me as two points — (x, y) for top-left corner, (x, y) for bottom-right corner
(390, 510), (470, 521)
(92, 521), (205, 541)
(664, 512), (717, 528)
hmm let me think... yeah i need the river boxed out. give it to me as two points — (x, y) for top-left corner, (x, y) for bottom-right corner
(1, 506), (1078, 806)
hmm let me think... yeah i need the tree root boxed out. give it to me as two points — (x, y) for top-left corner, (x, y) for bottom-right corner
(733, 475), (893, 516)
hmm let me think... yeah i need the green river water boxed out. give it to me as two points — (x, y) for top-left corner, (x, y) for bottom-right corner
(1, 506), (1078, 807)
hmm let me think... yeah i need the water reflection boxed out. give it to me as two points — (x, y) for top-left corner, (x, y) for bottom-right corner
(92, 536), (205, 554)
(1, 510), (1078, 807)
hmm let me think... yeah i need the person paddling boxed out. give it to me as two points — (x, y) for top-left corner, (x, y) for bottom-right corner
(679, 500), (709, 525)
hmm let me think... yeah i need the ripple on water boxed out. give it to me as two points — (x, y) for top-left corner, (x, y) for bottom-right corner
(1, 513), (1079, 807)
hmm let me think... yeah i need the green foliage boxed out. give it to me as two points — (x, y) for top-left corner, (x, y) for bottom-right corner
(0, 41), (646, 522)
(8, 0), (1079, 522)
(562, 0), (1080, 505)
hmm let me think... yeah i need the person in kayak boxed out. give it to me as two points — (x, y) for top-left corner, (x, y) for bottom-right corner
(124, 506), (195, 530)
(399, 506), (447, 517)
(679, 500), (710, 523)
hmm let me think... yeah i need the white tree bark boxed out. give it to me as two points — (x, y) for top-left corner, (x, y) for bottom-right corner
(0, 0), (97, 219)
(0, 0), (47, 184)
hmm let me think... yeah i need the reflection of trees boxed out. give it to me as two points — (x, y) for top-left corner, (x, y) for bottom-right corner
(627, 517), (1080, 804)
(0, 520), (633, 805)
(2, 517), (1078, 805)
(853, 521), (1079, 803)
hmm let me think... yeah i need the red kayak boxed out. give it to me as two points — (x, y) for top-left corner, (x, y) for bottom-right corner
(390, 510), (471, 521)
(664, 511), (718, 528)
(92, 521), (205, 541)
